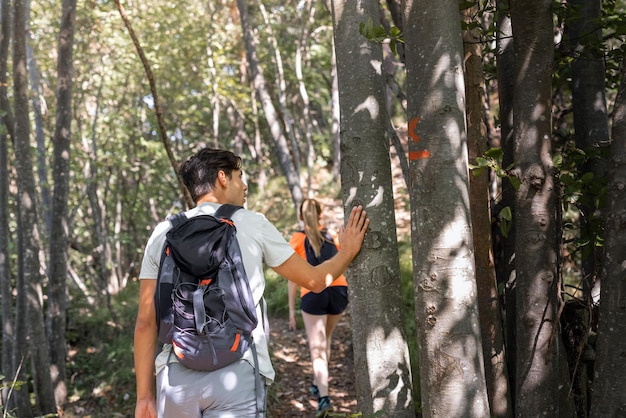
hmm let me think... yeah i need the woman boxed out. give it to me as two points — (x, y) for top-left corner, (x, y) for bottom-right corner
(288, 198), (349, 418)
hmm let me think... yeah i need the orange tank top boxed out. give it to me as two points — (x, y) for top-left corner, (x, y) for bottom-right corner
(289, 229), (348, 297)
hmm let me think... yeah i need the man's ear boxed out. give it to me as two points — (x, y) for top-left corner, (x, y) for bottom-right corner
(217, 170), (228, 186)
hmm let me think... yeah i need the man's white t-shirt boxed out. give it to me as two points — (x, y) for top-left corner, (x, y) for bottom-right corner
(138, 202), (295, 383)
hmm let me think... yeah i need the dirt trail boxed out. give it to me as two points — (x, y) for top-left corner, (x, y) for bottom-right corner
(267, 312), (358, 417)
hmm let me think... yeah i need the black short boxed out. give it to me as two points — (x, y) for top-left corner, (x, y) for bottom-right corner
(300, 286), (348, 315)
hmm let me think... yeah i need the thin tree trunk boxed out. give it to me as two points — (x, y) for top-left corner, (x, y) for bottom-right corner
(26, 42), (52, 235)
(113, 0), (193, 209)
(588, 54), (626, 418)
(84, 88), (118, 319)
(566, 0), (609, 291)
(258, 1), (301, 179)
(562, 2), (609, 415)
(204, 1), (220, 148)
(13, 0), (55, 414)
(332, 0), (415, 415)
(237, 0), (303, 210)
(330, 37), (341, 181)
(463, 2), (512, 416)
(495, 1), (517, 409)
(47, 0), (76, 409)
(295, 0), (315, 194)
(0, 0), (15, 407)
(509, 0), (573, 415)
(0, 0), (14, 140)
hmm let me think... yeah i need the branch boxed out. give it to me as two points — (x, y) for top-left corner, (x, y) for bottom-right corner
(113, 0), (194, 209)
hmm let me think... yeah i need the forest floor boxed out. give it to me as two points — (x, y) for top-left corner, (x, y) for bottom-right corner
(267, 312), (358, 418)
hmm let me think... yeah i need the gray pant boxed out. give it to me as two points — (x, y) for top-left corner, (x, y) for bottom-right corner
(156, 359), (267, 418)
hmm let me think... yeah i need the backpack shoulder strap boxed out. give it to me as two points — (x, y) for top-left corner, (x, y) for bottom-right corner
(167, 212), (188, 229)
(215, 203), (243, 220)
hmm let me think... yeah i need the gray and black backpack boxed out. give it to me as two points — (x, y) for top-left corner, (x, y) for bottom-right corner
(154, 204), (258, 371)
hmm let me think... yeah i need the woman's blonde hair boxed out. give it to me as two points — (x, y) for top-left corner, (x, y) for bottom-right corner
(300, 198), (324, 257)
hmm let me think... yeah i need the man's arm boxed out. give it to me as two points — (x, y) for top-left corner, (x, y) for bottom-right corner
(134, 279), (158, 418)
(274, 206), (369, 292)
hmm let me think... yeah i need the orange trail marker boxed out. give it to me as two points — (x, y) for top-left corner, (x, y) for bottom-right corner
(409, 117), (420, 142)
(408, 116), (430, 159)
(409, 150), (431, 160)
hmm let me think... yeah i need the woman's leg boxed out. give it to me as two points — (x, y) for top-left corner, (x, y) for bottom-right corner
(324, 313), (344, 364)
(302, 311), (330, 397)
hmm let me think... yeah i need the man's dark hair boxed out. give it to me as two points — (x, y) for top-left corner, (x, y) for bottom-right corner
(179, 148), (243, 202)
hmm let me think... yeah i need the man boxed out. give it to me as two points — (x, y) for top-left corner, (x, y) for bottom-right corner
(134, 148), (369, 418)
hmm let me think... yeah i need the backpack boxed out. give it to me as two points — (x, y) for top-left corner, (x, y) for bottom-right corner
(154, 204), (258, 371)
(303, 228), (338, 266)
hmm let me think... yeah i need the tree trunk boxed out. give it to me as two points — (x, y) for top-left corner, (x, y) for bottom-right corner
(494, 1), (518, 408)
(403, 0), (489, 416)
(509, 0), (573, 415)
(26, 42), (52, 236)
(47, 0), (76, 410)
(563, 2), (610, 415)
(113, 0), (194, 209)
(258, 1), (302, 178)
(588, 54), (626, 418)
(566, 0), (609, 289)
(13, 0), (56, 414)
(237, 0), (303, 211)
(330, 37), (341, 181)
(332, 0), (415, 415)
(84, 97), (118, 320)
(295, 0), (315, 194)
(204, 1), (220, 148)
(463, 2), (512, 416)
(0, 0), (14, 406)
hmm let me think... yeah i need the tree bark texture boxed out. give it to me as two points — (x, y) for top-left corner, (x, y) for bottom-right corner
(589, 54), (626, 418)
(403, 0), (490, 416)
(47, 0), (76, 410)
(494, 1), (518, 406)
(565, 0), (609, 307)
(12, 0), (56, 414)
(509, 0), (573, 416)
(0, 0), (15, 406)
(463, 3), (512, 416)
(332, 0), (415, 415)
(563, 1), (610, 415)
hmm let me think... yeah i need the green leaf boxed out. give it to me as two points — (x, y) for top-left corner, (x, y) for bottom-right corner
(581, 172), (594, 183)
(499, 206), (512, 222)
(390, 40), (398, 55)
(372, 26), (387, 39)
(552, 152), (563, 169)
(484, 147), (503, 161)
(475, 156), (491, 167)
(509, 176), (521, 190)
(500, 219), (511, 238)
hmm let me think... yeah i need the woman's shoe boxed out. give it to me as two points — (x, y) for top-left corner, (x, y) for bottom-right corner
(315, 396), (333, 418)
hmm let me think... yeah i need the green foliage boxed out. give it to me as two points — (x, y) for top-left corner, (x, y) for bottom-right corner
(264, 268), (291, 317)
(65, 282), (139, 416)
(0, 372), (29, 417)
(554, 143), (609, 276)
(358, 17), (404, 56)
(469, 148), (519, 237)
